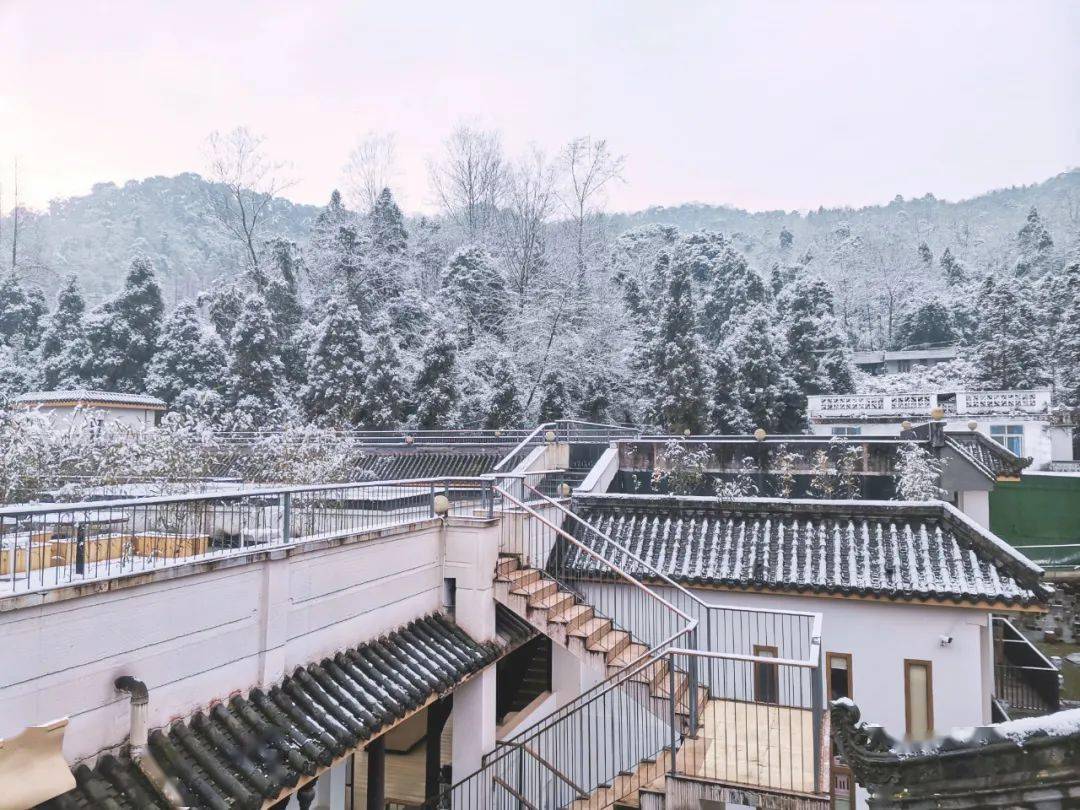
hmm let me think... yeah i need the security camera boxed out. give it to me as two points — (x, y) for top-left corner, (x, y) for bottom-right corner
(939, 635), (953, 646)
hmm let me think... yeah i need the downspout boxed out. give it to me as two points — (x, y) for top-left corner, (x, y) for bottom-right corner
(114, 676), (149, 758)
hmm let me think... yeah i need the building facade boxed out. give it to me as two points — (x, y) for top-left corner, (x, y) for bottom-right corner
(806, 389), (1073, 470)
(10, 389), (166, 429)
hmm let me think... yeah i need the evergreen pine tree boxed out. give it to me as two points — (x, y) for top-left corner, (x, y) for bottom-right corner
(412, 329), (460, 430)
(971, 277), (1048, 389)
(86, 256), (164, 392)
(369, 187), (408, 259)
(227, 293), (285, 423)
(442, 245), (508, 343)
(537, 372), (573, 422)
(485, 357), (524, 430)
(645, 253), (709, 433)
(0, 272), (45, 349)
(1053, 264), (1080, 405)
(892, 300), (956, 349)
(711, 304), (799, 433)
(940, 247), (967, 286)
(145, 303), (226, 406)
(917, 242), (933, 266)
(779, 228), (794, 251)
(361, 323), (409, 428)
(777, 274), (854, 396)
(709, 342), (752, 433)
(699, 246), (767, 343)
(300, 301), (367, 426)
(1015, 207), (1054, 276)
(41, 276), (92, 388)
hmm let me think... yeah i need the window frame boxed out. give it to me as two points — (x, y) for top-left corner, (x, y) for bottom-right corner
(826, 651), (853, 702)
(753, 644), (780, 705)
(989, 424), (1024, 456)
(904, 658), (934, 739)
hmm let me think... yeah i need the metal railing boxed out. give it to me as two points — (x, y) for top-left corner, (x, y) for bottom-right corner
(492, 420), (641, 474)
(0, 477), (494, 594)
(425, 479), (823, 807)
(214, 428), (536, 447)
(992, 616), (1060, 716)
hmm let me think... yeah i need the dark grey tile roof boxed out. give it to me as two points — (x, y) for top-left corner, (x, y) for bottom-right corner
(39, 608), (534, 810)
(945, 432), (1030, 478)
(358, 450), (505, 480)
(564, 494), (1048, 607)
(830, 700), (1080, 802)
(13, 390), (167, 408)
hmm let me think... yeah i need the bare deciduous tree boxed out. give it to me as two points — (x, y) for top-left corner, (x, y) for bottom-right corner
(205, 128), (293, 270)
(500, 147), (559, 305)
(344, 131), (399, 212)
(428, 124), (505, 240)
(560, 137), (624, 279)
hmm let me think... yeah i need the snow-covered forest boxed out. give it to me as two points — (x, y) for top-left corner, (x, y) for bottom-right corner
(1, 127), (1079, 433)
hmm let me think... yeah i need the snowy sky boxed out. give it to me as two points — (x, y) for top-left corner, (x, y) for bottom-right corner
(1, 0), (1078, 214)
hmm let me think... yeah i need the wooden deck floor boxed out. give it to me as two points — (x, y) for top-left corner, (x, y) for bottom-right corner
(677, 699), (817, 795)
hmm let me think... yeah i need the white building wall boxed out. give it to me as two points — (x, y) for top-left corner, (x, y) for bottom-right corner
(809, 417), (1063, 467)
(0, 523), (445, 763)
(26, 405), (159, 430)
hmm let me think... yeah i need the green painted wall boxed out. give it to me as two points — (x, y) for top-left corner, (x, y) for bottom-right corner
(990, 474), (1080, 566)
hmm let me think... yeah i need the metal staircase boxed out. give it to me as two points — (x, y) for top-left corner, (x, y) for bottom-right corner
(425, 473), (825, 810)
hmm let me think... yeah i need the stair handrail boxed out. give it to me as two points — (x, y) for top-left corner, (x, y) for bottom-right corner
(492, 741), (589, 798)
(525, 482), (714, 616)
(495, 484), (695, 645)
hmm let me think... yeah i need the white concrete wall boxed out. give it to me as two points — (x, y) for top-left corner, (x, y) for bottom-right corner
(0, 523), (445, 762)
(809, 417), (1061, 467)
(957, 489), (990, 528)
(27, 405), (159, 430)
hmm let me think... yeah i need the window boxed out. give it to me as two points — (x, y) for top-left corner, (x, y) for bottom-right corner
(753, 644), (779, 704)
(831, 426), (861, 436)
(827, 652), (852, 702)
(904, 660), (934, 740)
(990, 424), (1024, 457)
(827, 653), (854, 809)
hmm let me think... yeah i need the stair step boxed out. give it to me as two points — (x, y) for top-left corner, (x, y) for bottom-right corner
(531, 590), (575, 615)
(495, 555), (520, 576)
(549, 603), (594, 632)
(571, 616), (613, 646)
(502, 567), (540, 587)
(512, 577), (558, 602)
(589, 629), (632, 662)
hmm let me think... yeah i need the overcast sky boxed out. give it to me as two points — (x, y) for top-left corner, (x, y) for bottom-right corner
(2, 0), (1077, 214)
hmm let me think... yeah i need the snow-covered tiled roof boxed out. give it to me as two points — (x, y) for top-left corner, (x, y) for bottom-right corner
(945, 431), (1029, 478)
(565, 494), (1048, 607)
(11, 389), (166, 409)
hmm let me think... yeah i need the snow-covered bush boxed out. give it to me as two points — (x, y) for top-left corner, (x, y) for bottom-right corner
(894, 442), (948, 501)
(651, 439), (711, 495)
(714, 456), (759, 499)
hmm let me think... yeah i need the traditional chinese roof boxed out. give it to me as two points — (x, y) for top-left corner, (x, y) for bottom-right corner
(830, 699), (1080, 807)
(12, 390), (167, 410)
(944, 431), (1030, 479)
(564, 494), (1049, 608)
(37, 608), (534, 810)
(358, 449), (505, 480)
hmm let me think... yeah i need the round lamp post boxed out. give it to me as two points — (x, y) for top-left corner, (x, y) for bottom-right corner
(433, 495), (450, 516)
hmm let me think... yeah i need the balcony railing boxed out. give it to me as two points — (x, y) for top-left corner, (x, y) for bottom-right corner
(0, 477), (495, 595)
(992, 617), (1060, 718)
(808, 390), (1052, 419)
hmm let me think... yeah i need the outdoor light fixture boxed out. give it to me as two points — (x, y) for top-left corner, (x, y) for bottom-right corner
(930, 406), (945, 420)
(901, 420), (913, 431)
(433, 495), (450, 515)
(544, 430), (556, 443)
(967, 421), (978, 431)
(753, 428), (766, 441)
(558, 482), (572, 497)
(683, 428), (692, 437)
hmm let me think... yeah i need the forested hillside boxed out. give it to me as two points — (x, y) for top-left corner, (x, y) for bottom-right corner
(0, 129), (1078, 433)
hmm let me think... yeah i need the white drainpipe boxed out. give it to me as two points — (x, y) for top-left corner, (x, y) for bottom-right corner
(114, 676), (149, 757)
